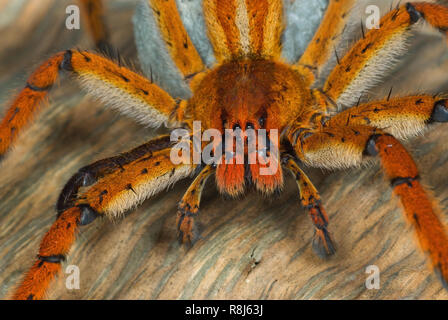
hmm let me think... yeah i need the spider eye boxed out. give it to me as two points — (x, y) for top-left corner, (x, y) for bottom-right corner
(233, 123), (241, 131)
(246, 122), (254, 130)
(258, 116), (266, 127)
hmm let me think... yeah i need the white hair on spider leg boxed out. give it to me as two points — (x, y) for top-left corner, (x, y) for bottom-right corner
(104, 165), (193, 219)
(77, 74), (169, 128)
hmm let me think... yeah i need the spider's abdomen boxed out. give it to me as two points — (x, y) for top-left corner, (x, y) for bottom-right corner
(187, 58), (313, 196)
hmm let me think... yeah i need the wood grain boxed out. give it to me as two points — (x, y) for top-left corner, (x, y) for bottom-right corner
(1, 0), (448, 300)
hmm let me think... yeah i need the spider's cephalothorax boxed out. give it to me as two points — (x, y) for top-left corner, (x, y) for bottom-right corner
(189, 58), (314, 196)
(2, 0), (448, 299)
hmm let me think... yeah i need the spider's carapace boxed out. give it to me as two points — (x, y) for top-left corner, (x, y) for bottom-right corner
(189, 58), (314, 196)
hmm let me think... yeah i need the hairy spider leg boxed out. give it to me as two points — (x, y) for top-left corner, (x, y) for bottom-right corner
(177, 165), (215, 246)
(285, 158), (335, 258)
(296, 0), (356, 86)
(327, 96), (448, 140)
(203, 0), (284, 61)
(319, 3), (448, 111)
(148, 0), (207, 79)
(12, 137), (195, 300)
(57, 135), (174, 214)
(79, 0), (111, 52)
(290, 125), (448, 289)
(0, 50), (185, 158)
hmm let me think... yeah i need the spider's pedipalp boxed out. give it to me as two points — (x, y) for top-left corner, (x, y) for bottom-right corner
(13, 136), (195, 299)
(285, 157), (335, 258)
(0, 50), (184, 158)
(177, 165), (214, 246)
(289, 124), (448, 289)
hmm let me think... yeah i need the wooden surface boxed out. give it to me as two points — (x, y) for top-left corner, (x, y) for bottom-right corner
(1, 0), (448, 300)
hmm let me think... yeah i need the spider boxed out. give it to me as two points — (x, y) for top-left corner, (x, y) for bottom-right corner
(2, 0), (448, 300)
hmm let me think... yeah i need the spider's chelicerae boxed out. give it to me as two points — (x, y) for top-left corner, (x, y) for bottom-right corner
(2, 0), (448, 299)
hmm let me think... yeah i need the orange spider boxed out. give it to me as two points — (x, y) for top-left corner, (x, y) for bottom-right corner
(2, 0), (448, 300)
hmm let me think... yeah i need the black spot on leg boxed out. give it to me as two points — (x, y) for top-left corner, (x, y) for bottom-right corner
(120, 74), (130, 82)
(8, 107), (20, 123)
(141, 168), (148, 174)
(127, 184), (137, 194)
(361, 43), (372, 54)
(77, 50), (91, 62)
(413, 213), (420, 228)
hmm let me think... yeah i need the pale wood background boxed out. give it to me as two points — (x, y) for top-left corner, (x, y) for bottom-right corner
(1, 0), (448, 300)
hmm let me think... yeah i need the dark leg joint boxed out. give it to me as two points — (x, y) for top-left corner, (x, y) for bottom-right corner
(391, 176), (419, 188)
(363, 134), (383, 156)
(37, 254), (66, 263)
(57, 169), (97, 215)
(430, 100), (448, 123)
(26, 83), (52, 92)
(60, 50), (74, 71)
(406, 3), (422, 24)
(78, 204), (99, 226)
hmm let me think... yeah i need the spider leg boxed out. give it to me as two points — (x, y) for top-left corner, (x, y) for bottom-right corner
(79, 0), (111, 52)
(56, 135), (173, 214)
(284, 157), (335, 258)
(177, 165), (214, 246)
(203, 0), (284, 61)
(146, 0), (206, 79)
(289, 126), (448, 290)
(12, 136), (195, 300)
(296, 0), (356, 86)
(327, 95), (448, 140)
(0, 50), (185, 158)
(318, 3), (448, 111)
